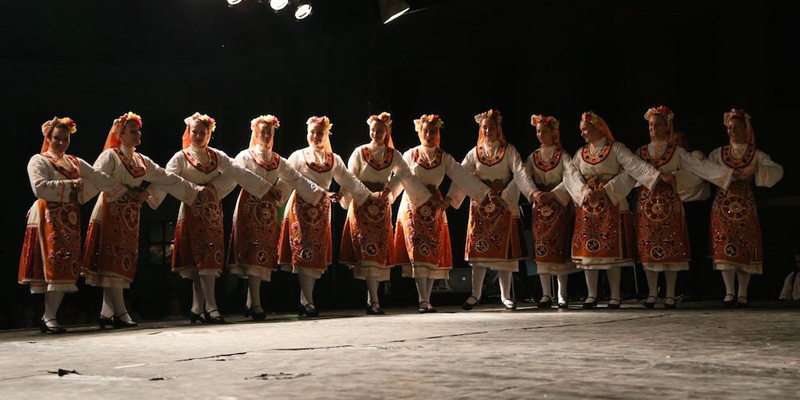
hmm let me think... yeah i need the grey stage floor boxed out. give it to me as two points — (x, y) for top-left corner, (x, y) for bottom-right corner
(1, 302), (798, 399)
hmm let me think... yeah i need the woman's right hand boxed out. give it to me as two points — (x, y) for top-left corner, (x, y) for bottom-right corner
(326, 191), (341, 203)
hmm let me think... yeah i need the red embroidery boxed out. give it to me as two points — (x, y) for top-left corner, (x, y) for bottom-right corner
(42, 153), (81, 179)
(413, 148), (443, 170)
(113, 149), (147, 178)
(183, 148), (219, 174)
(638, 144), (676, 168)
(361, 146), (394, 171)
(476, 144), (506, 166)
(249, 149), (280, 172)
(580, 142), (612, 165)
(533, 148), (563, 172)
(304, 150), (334, 173)
(720, 145), (755, 169)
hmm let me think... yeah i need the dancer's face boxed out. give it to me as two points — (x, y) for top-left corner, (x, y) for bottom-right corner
(480, 118), (499, 143)
(255, 122), (275, 148)
(369, 120), (388, 145)
(49, 127), (71, 154)
(580, 121), (604, 143)
(536, 123), (556, 147)
(307, 123), (326, 148)
(120, 120), (142, 148)
(189, 120), (210, 148)
(420, 122), (439, 147)
(648, 115), (669, 141)
(727, 118), (747, 144)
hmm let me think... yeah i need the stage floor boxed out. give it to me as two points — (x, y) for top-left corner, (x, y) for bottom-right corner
(1, 302), (798, 399)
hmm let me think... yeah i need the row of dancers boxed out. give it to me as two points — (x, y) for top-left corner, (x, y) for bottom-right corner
(19, 107), (783, 333)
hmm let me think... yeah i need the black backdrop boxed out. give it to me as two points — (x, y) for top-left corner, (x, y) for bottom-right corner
(1, 0), (797, 329)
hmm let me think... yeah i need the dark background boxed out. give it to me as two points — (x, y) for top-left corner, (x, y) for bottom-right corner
(1, 0), (797, 329)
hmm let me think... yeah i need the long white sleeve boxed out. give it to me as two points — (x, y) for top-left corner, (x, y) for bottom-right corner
(507, 144), (537, 200)
(445, 153), (489, 202)
(78, 158), (125, 203)
(446, 150), (477, 209)
(277, 158), (324, 204)
(333, 154), (371, 207)
(754, 150), (783, 188)
(142, 155), (200, 208)
(676, 147), (733, 191)
(216, 150), (271, 199)
(562, 150), (591, 206)
(607, 142), (660, 194)
(387, 153), (432, 207)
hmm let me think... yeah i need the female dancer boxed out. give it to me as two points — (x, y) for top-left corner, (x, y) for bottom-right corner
(708, 109), (782, 307)
(563, 111), (669, 309)
(447, 109), (538, 310)
(82, 112), (201, 328)
(20, 117), (127, 333)
(279, 116), (371, 317)
(163, 112), (276, 323)
(394, 114), (489, 312)
(634, 106), (732, 309)
(340, 112), (432, 315)
(228, 114), (323, 320)
(525, 114), (577, 309)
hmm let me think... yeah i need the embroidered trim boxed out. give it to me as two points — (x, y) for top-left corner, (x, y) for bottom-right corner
(303, 149), (334, 173)
(183, 148), (219, 174)
(476, 144), (506, 166)
(720, 145), (755, 169)
(42, 153), (80, 179)
(581, 141), (612, 165)
(361, 146), (394, 171)
(639, 144), (676, 168)
(249, 149), (280, 172)
(413, 148), (443, 170)
(114, 149), (147, 178)
(533, 148), (562, 172)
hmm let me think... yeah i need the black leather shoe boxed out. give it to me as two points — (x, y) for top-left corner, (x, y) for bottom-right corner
(461, 296), (479, 311)
(366, 302), (385, 315)
(643, 296), (657, 309)
(558, 302), (568, 309)
(190, 311), (206, 324)
(418, 301), (430, 313)
(40, 319), (67, 334)
(723, 294), (736, 308)
(113, 313), (138, 329)
(245, 306), (267, 321)
(502, 299), (517, 311)
(537, 296), (553, 309)
(606, 299), (621, 309)
(299, 303), (319, 317)
(99, 315), (115, 329)
(204, 310), (225, 324)
(664, 297), (677, 310)
(736, 296), (749, 308)
(582, 297), (597, 309)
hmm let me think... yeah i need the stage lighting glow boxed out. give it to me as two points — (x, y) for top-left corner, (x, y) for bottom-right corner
(295, 2), (312, 20)
(270, 0), (288, 10)
(379, 0), (410, 24)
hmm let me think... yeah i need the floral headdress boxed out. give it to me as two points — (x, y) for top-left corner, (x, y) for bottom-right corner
(413, 114), (444, 147)
(474, 109), (506, 146)
(581, 111), (615, 142)
(367, 112), (394, 149)
(644, 106), (675, 142)
(531, 114), (561, 148)
(723, 108), (754, 146)
(40, 117), (76, 153)
(306, 115), (333, 153)
(182, 112), (216, 149)
(103, 111), (143, 151)
(249, 114), (280, 149)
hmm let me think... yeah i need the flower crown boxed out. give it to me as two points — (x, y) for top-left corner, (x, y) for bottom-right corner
(185, 112), (216, 132)
(531, 114), (559, 129)
(367, 112), (392, 126)
(474, 109), (502, 124)
(723, 108), (751, 124)
(251, 114), (280, 130)
(644, 106), (674, 123)
(418, 114), (444, 129)
(119, 112), (143, 128)
(42, 117), (77, 136)
(581, 111), (601, 126)
(306, 116), (333, 132)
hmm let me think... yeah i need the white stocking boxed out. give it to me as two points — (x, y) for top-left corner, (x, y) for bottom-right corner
(665, 271), (678, 299)
(43, 291), (65, 326)
(539, 273), (552, 300)
(498, 270), (514, 304)
(557, 275), (569, 303)
(584, 269), (599, 302)
(247, 277), (262, 310)
(721, 270), (736, 299)
(607, 267), (621, 303)
(415, 277), (428, 303)
(101, 289), (115, 318)
(298, 274), (316, 307)
(200, 275), (219, 317)
(366, 277), (380, 305)
(191, 276), (205, 314)
(737, 270), (751, 299)
(645, 269), (659, 298)
(470, 265), (487, 301)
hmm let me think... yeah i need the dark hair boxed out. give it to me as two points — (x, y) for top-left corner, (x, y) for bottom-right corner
(47, 123), (71, 139)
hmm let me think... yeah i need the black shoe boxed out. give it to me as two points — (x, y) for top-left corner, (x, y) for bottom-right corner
(723, 293), (736, 308)
(664, 297), (677, 310)
(99, 315), (114, 329)
(113, 313), (138, 329)
(189, 311), (206, 324)
(40, 319), (67, 334)
(558, 302), (568, 309)
(606, 299), (621, 309)
(537, 296), (553, 309)
(299, 303), (319, 317)
(643, 296), (657, 309)
(461, 296), (479, 311)
(582, 297), (597, 309)
(418, 301), (431, 314)
(502, 299), (517, 311)
(245, 306), (266, 321)
(203, 310), (225, 324)
(366, 302), (385, 315)
(737, 296), (749, 308)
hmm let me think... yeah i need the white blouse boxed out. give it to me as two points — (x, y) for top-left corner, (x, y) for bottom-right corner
(92, 147), (199, 209)
(27, 151), (124, 204)
(232, 148), (324, 205)
(344, 143), (432, 208)
(285, 147), (371, 207)
(447, 142), (537, 217)
(524, 146), (572, 206)
(637, 141), (733, 200)
(708, 144), (783, 188)
(401, 145), (490, 202)
(563, 139), (660, 211)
